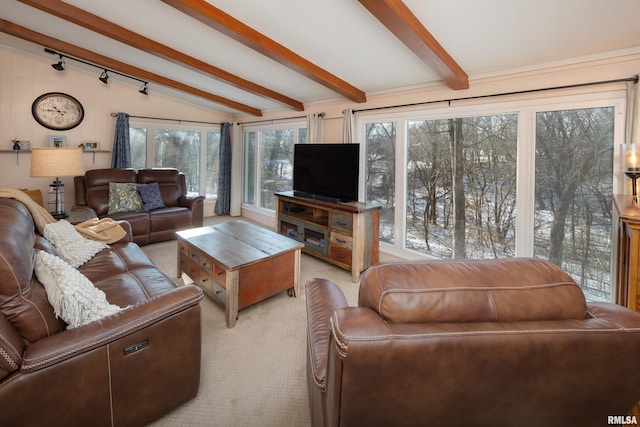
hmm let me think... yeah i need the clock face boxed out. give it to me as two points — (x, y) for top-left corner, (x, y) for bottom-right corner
(31, 92), (84, 131)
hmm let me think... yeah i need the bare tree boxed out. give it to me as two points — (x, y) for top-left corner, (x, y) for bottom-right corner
(450, 118), (466, 259)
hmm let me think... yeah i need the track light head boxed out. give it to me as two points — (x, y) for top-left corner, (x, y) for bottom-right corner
(99, 70), (109, 84)
(139, 82), (149, 95)
(51, 55), (65, 71)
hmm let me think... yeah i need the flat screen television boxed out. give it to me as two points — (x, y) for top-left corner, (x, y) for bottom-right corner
(293, 143), (359, 203)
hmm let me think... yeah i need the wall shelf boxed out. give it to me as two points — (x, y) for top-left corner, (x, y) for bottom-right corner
(1, 149), (111, 165)
(0, 149), (31, 165)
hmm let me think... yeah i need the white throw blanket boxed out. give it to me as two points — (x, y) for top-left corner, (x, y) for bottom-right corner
(43, 220), (108, 268)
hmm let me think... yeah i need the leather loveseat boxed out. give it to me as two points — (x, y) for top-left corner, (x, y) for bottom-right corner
(305, 258), (640, 427)
(73, 168), (205, 245)
(0, 198), (204, 426)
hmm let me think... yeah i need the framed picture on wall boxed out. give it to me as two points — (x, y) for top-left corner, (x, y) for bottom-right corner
(48, 135), (67, 148)
(82, 141), (99, 151)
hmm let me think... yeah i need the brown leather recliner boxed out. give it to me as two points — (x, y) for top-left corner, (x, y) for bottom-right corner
(0, 198), (204, 426)
(73, 168), (205, 245)
(305, 258), (640, 427)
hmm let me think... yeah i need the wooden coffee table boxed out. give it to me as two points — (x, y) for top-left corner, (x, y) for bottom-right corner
(176, 220), (304, 328)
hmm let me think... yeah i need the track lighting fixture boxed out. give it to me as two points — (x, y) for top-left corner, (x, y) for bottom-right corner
(51, 55), (65, 71)
(99, 70), (109, 84)
(44, 48), (149, 95)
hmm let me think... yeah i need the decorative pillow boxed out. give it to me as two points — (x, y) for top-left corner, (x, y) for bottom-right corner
(34, 250), (122, 329)
(136, 182), (166, 212)
(43, 220), (108, 268)
(107, 182), (144, 214)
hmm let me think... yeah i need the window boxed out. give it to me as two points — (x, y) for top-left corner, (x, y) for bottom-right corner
(365, 122), (396, 243)
(242, 123), (306, 211)
(154, 130), (200, 194)
(533, 107), (614, 301)
(360, 93), (624, 302)
(405, 114), (518, 259)
(129, 123), (220, 198)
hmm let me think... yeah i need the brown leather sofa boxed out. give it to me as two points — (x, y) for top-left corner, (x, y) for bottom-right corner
(0, 198), (204, 427)
(306, 258), (640, 427)
(73, 168), (205, 246)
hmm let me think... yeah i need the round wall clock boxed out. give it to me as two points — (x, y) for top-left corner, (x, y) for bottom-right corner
(31, 92), (84, 131)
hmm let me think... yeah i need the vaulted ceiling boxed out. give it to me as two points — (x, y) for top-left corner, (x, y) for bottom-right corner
(1, 0), (639, 117)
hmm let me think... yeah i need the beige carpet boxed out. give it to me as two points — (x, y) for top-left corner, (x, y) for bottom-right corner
(142, 217), (379, 427)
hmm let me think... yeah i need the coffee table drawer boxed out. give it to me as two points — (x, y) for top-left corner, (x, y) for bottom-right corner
(198, 271), (214, 292)
(188, 247), (200, 264)
(213, 263), (227, 287)
(183, 258), (201, 283)
(200, 257), (213, 274)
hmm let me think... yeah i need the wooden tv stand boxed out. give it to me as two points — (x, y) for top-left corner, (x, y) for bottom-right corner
(275, 191), (380, 282)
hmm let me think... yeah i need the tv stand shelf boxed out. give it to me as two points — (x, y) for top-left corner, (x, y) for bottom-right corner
(275, 191), (380, 282)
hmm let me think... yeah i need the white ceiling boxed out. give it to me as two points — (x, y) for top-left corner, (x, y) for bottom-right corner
(1, 0), (640, 117)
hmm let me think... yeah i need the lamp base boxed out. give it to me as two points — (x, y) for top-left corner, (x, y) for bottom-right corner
(52, 212), (69, 220)
(47, 178), (67, 220)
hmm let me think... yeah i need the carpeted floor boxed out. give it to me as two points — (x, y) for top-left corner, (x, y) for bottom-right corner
(142, 216), (368, 426)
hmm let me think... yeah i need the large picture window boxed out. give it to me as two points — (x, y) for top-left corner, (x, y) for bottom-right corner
(360, 93), (624, 302)
(533, 107), (614, 300)
(242, 123), (306, 211)
(405, 114), (518, 259)
(129, 123), (220, 198)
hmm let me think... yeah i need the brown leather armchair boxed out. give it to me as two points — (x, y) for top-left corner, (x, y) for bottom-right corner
(306, 258), (640, 427)
(73, 168), (205, 245)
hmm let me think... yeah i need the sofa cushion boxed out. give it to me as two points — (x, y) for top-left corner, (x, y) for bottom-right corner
(34, 250), (122, 329)
(138, 169), (184, 207)
(136, 182), (166, 212)
(108, 182), (144, 214)
(85, 169), (137, 216)
(358, 258), (588, 324)
(0, 312), (23, 380)
(43, 220), (108, 267)
(0, 199), (64, 344)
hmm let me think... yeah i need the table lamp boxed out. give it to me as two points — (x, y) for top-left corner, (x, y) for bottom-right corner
(623, 144), (640, 203)
(30, 147), (84, 219)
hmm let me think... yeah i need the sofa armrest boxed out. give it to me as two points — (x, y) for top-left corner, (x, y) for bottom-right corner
(70, 205), (98, 218)
(115, 220), (133, 243)
(179, 194), (205, 226)
(21, 285), (203, 372)
(178, 194), (205, 210)
(305, 279), (349, 390)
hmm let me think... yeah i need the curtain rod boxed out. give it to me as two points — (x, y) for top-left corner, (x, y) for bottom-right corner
(236, 112), (325, 126)
(110, 113), (222, 126)
(353, 76), (639, 114)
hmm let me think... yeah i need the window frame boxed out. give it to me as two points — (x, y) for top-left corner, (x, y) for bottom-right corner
(129, 121), (221, 199)
(356, 90), (627, 298)
(241, 121), (307, 216)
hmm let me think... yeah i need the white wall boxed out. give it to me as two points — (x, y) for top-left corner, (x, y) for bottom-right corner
(0, 46), (231, 211)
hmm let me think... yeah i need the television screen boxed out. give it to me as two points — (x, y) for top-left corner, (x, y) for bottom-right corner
(293, 143), (359, 202)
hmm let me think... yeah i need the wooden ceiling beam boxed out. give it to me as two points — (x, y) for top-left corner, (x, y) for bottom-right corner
(0, 19), (263, 116)
(358, 0), (469, 90)
(161, 0), (367, 103)
(17, 0), (303, 111)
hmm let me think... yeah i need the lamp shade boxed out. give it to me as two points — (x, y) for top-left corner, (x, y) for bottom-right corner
(30, 147), (84, 178)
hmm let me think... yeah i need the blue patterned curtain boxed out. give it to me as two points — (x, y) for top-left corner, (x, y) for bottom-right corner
(215, 122), (232, 215)
(111, 112), (131, 168)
